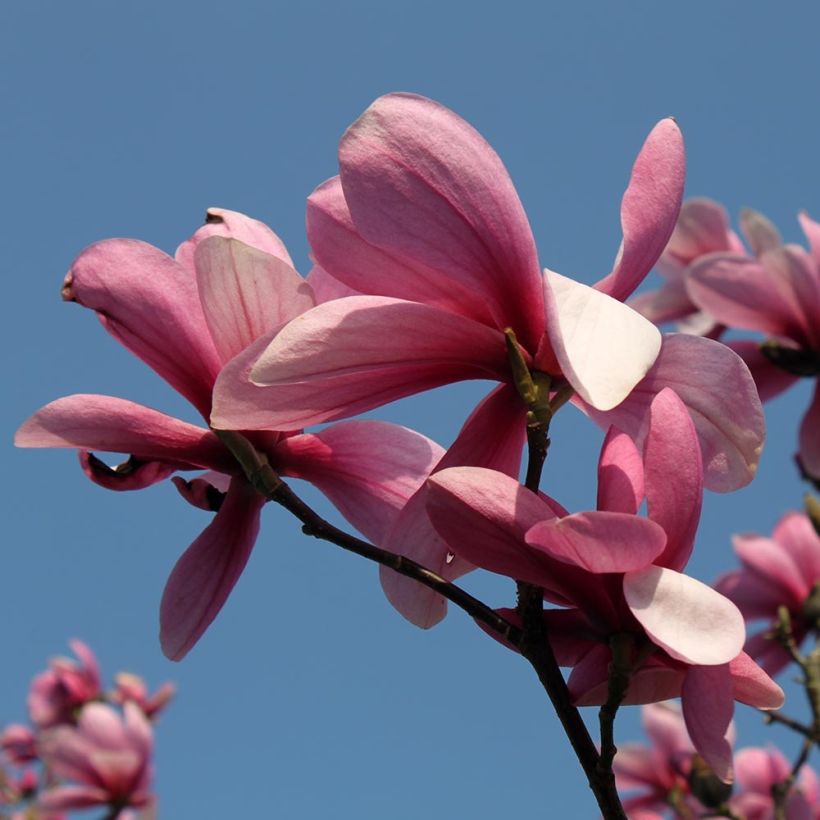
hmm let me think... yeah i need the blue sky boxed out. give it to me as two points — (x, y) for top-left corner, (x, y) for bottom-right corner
(3, 2), (820, 817)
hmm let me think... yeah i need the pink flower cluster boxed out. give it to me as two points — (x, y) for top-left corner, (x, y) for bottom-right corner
(0, 641), (172, 819)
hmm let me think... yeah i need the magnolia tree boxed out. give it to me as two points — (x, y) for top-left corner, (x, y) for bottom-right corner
(13, 93), (820, 818)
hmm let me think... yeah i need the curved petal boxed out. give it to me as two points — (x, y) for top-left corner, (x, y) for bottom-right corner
(727, 340), (799, 402)
(79, 452), (179, 491)
(175, 206), (294, 269)
(577, 333), (765, 492)
(624, 565), (746, 664)
(64, 239), (222, 417)
(799, 210), (820, 268)
(628, 279), (698, 325)
(212, 296), (508, 431)
(643, 388), (702, 570)
(643, 701), (693, 759)
(799, 381), (820, 480)
(172, 472), (230, 511)
(307, 177), (496, 326)
(338, 93), (544, 350)
(595, 118), (686, 301)
(773, 511), (820, 588)
(682, 664), (734, 783)
(728, 651), (785, 709)
(160, 478), (264, 660)
(597, 427), (645, 514)
(715, 569), (787, 620)
(733, 533), (809, 605)
(525, 512), (667, 573)
(739, 208), (782, 256)
(195, 237), (315, 363)
(15, 395), (233, 472)
(305, 264), (361, 303)
(275, 420), (444, 544)
(38, 784), (111, 810)
(544, 269), (661, 410)
(743, 631), (795, 678)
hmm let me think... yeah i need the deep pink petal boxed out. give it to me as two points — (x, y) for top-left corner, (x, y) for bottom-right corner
(727, 340), (799, 402)
(212, 296), (508, 431)
(595, 118), (685, 301)
(597, 427), (644, 514)
(172, 471), (230, 511)
(578, 333), (765, 492)
(799, 381), (820, 480)
(160, 478), (264, 660)
(733, 533), (809, 605)
(338, 93), (544, 350)
(276, 420), (444, 545)
(624, 566), (746, 664)
(682, 665), (734, 782)
(305, 264), (361, 303)
(65, 239), (221, 417)
(544, 269), (661, 411)
(175, 206), (294, 270)
(728, 651), (785, 709)
(79, 452), (179, 491)
(307, 177), (496, 326)
(643, 388), (702, 570)
(15, 395), (233, 472)
(195, 236), (315, 363)
(525, 512), (667, 573)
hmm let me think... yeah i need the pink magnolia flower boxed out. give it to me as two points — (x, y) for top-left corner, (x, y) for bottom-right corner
(16, 209), (446, 660)
(110, 674), (175, 721)
(731, 747), (820, 819)
(426, 388), (783, 781)
(38, 702), (153, 815)
(0, 725), (37, 766)
(211, 92), (764, 494)
(686, 211), (820, 481)
(614, 702), (735, 817)
(716, 512), (820, 676)
(27, 640), (101, 729)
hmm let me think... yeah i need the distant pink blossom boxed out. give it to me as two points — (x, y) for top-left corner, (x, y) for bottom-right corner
(110, 674), (175, 721)
(717, 512), (820, 676)
(28, 640), (101, 729)
(16, 210), (446, 660)
(0, 724), (37, 765)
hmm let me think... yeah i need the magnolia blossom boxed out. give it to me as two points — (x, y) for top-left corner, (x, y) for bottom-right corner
(110, 674), (175, 720)
(687, 211), (820, 481)
(426, 389), (783, 780)
(717, 512), (820, 676)
(37, 703), (153, 815)
(15, 210), (445, 659)
(211, 92), (764, 494)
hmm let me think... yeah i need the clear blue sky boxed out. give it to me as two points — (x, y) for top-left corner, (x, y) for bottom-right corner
(3, 2), (820, 817)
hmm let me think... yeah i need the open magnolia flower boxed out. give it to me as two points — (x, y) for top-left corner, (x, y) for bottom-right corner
(426, 389), (783, 781)
(15, 210), (446, 660)
(211, 92), (764, 493)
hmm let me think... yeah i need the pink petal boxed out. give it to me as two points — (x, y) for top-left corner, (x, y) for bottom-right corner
(195, 236), (315, 363)
(65, 239), (222, 417)
(715, 569), (789, 620)
(307, 177), (496, 326)
(643, 388), (702, 570)
(160, 478), (264, 660)
(578, 333), (765, 492)
(642, 701), (693, 759)
(525, 512), (667, 573)
(338, 93), (545, 350)
(595, 118), (686, 301)
(612, 743), (663, 790)
(728, 651), (785, 709)
(80, 452), (179, 491)
(682, 665), (734, 782)
(727, 340), (799, 402)
(379, 385), (527, 628)
(799, 381), (820, 479)
(597, 427), (645, 514)
(38, 785), (111, 810)
(305, 264), (361, 303)
(624, 565), (746, 664)
(543, 269), (661, 410)
(212, 296), (508, 431)
(733, 533), (809, 605)
(799, 210), (820, 267)
(15, 395), (233, 472)
(739, 208), (782, 256)
(743, 631), (794, 677)
(735, 746), (789, 793)
(276, 420), (445, 545)
(773, 511), (820, 589)
(628, 279), (698, 325)
(175, 206), (294, 270)
(172, 471), (230, 511)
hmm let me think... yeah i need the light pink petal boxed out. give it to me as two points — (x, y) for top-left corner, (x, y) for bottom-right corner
(212, 296), (508, 431)
(733, 533), (809, 604)
(38, 785), (111, 810)
(735, 746), (789, 793)
(727, 340), (799, 402)
(682, 665), (734, 782)
(642, 701), (693, 759)
(728, 651), (784, 709)
(307, 177), (496, 326)
(628, 279), (698, 325)
(596, 427), (645, 514)
(643, 388), (702, 570)
(276, 420), (444, 545)
(175, 206), (294, 270)
(79, 452), (178, 491)
(379, 385), (527, 628)
(160, 478), (264, 660)
(65, 239), (221, 417)
(69, 640), (101, 689)
(577, 333), (765, 492)
(77, 702), (129, 750)
(305, 264), (361, 303)
(799, 211), (820, 268)
(338, 93), (544, 350)
(543, 269), (661, 410)
(15, 395), (233, 472)
(195, 236), (315, 363)
(122, 702), (153, 759)
(739, 208), (782, 256)
(525, 512), (667, 573)
(799, 381), (820, 479)
(773, 511), (820, 587)
(624, 565), (746, 664)
(595, 118), (686, 301)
